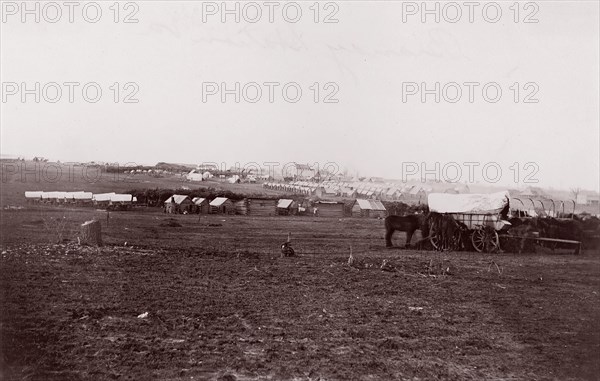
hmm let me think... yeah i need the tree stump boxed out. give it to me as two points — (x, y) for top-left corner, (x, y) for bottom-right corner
(80, 220), (102, 246)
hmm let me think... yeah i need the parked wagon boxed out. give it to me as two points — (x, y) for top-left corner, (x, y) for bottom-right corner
(427, 191), (582, 254)
(427, 191), (512, 253)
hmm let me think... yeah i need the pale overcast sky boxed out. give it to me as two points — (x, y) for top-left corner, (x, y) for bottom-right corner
(1, 1), (598, 190)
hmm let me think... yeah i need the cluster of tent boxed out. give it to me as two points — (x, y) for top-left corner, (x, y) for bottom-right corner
(263, 180), (430, 201)
(24, 191), (136, 204)
(185, 170), (213, 182)
(185, 170), (249, 184)
(263, 182), (318, 195)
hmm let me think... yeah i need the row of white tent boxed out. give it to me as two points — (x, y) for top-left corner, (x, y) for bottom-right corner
(263, 182), (318, 195)
(25, 191), (136, 203)
(263, 180), (430, 199)
(317, 180), (431, 195)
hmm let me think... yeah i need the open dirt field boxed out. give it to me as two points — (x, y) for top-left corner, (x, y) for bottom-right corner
(1, 207), (599, 380)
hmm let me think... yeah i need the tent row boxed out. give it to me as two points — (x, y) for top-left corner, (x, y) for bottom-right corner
(25, 191), (137, 205)
(263, 181), (430, 202)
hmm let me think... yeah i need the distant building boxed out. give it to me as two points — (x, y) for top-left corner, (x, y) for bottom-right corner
(351, 199), (387, 218)
(293, 163), (317, 180)
(277, 199), (297, 215)
(341, 187), (357, 198)
(577, 194), (599, 206)
(164, 195), (193, 214)
(406, 186), (427, 204)
(247, 198), (278, 216)
(519, 187), (550, 199)
(314, 201), (345, 218)
(210, 197), (234, 214)
(314, 186), (338, 199)
(192, 197), (210, 214)
(234, 200), (248, 215)
(385, 188), (401, 200)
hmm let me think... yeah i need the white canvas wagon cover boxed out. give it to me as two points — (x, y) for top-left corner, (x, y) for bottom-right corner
(428, 191), (509, 214)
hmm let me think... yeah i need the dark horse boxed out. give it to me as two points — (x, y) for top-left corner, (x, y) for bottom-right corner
(385, 214), (428, 248)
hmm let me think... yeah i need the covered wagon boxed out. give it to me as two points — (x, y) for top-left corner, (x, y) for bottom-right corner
(427, 191), (511, 253)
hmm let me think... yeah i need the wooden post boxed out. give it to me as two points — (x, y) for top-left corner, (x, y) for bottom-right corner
(80, 220), (102, 246)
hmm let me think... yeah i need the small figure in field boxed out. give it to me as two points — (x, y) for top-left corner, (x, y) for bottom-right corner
(281, 232), (295, 257)
(313, 207), (319, 217)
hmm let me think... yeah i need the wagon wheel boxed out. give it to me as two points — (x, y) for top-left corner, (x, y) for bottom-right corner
(471, 226), (500, 253)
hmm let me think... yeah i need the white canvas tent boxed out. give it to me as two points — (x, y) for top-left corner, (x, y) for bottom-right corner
(186, 170), (203, 182)
(110, 194), (133, 203)
(72, 192), (93, 200)
(41, 191), (66, 200)
(25, 191), (43, 199)
(227, 175), (240, 184)
(93, 193), (116, 202)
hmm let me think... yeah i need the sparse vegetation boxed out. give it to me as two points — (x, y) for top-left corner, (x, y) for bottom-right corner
(39, 210), (72, 243)
(1, 209), (599, 380)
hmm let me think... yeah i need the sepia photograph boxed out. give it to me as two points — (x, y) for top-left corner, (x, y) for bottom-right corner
(1, 1), (599, 380)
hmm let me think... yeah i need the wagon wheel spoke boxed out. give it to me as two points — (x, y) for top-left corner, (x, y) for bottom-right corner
(471, 229), (484, 253)
(472, 228), (488, 253)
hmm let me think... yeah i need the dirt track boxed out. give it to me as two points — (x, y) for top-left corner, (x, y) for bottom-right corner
(1, 210), (599, 380)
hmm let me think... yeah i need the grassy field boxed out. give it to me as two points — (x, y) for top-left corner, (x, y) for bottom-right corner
(1, 205), (599, 380)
